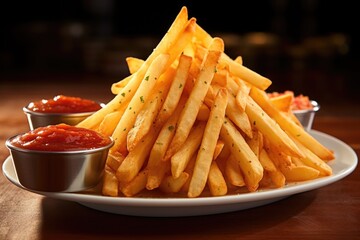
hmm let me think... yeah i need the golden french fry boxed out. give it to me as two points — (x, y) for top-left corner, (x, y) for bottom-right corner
(126, 57), (145, 74)
(213, 139), (225, 160)
(111, 75), (132, 95)
(159, 172), (189, 193)
(111, 53), (170, 154)
(126, 95), (161, 151)
(180, 154), (196, 193)
(226, 92), (253, 138)
(269, 92), (293, 112)
(290, 136), (332, 176)
(102, 166), (119, 197)
(259, 149), (285, 188)
(146, 97), (186, 190)
(188, 88), (228, 198)
(171, 121), (206, 178)
(165, 40), (223, 160)
(250, 87), (335, 161)
(225, 154), (246, 187)
(246, 129), (263, 158)
(245, 95), (304, 158)
(106, 151), (125, 172)
(111, 57), (145, 94)
(234, 56), (243, 65)
(235, 78), (250, 111)
(280, 165), (320, 182)
(207, 161), (228, 196)
(156, 53), (192, 124)
(264, 137), (293, 169)
(126, 79), (171, 151)
(121, 169), (148, 197)
(116, 129), (157, 184)
(225, 56), (272, 90)
(212, 68), (228, 87)
(98, 111), (124, 137)
(220, 117), (263, 192)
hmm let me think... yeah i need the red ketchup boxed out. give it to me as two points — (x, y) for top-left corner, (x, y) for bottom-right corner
(10, 124), (112, 151)
(27, 95), (102, 113)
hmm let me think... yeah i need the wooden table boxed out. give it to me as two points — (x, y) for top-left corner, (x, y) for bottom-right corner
(1, 79), (359, 240)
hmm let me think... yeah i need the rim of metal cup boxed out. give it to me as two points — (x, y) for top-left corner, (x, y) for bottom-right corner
(22, 104), (104, 117)
(6, 134), (114, 154)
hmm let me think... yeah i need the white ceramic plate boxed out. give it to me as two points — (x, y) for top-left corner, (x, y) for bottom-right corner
(2, 130), (357, 217)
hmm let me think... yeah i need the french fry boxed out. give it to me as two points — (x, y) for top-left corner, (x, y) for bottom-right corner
(207, 161), (228, 196)
(259, 149), (285, 188)
(224, 55), (272, 90)
(111, 57), (145, 94)
(180, 154), (197, 193)
(111, 75), (133, 95)
(116, 128), (157, 184)
(102, 166), (119, 197)
(264, 137), (293, 169)
(225, 154), (246, 187)
(98, 111), (124, 137)
(146, 97), (186, 190)
(246, 129), (263, 158)
(111, 53), (170, 154)
(106, 151), (125, 172)
(269, 92), (293, 112)
(226, 92), (253, 138)
(245, 95), (304, 158)
(188, 88), (228, 197)
(121, 169), (148, 197)
(235, 79), (250, 111)
(220, 117), (263, 192)
(126, 75), (172, 151)
(171, 121), (206, 178)
(213, 139), (225, 160)
(164, 39), (223, 160)
(290, 135), (332, 176)
(159, 172), (189, 193)
(250, 87), (335, 161)
(126, 57), (145, 74)
(156, 53), (192, 124)
(126, 92), (162, 151)
(280, 165), (320, 182)
(234, 56), (243, 65)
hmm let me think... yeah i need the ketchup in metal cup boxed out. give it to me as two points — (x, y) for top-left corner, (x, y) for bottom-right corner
(10, 124), (112, 151)
(27, 95), (102, 113)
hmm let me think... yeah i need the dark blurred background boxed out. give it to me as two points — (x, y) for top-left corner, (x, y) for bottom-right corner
(1, 0), (359, 107)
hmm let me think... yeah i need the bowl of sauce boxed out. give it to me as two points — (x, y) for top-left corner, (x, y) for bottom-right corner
(23, 95), (103, 130)
(6, 124), (114, 192)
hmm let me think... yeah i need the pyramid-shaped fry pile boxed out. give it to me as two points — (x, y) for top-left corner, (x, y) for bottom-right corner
(77, 6), (335, 198)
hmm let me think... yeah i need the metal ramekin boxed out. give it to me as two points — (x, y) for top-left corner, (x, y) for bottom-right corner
(23, 103), (104, 130)
(6, 136), (114, 192)
(293, 100), (320, 132)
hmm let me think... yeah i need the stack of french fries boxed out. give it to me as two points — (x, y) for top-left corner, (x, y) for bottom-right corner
(77, 6), (335, 198)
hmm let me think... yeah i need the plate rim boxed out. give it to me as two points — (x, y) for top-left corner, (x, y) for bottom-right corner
(2, 130), (358, 213)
